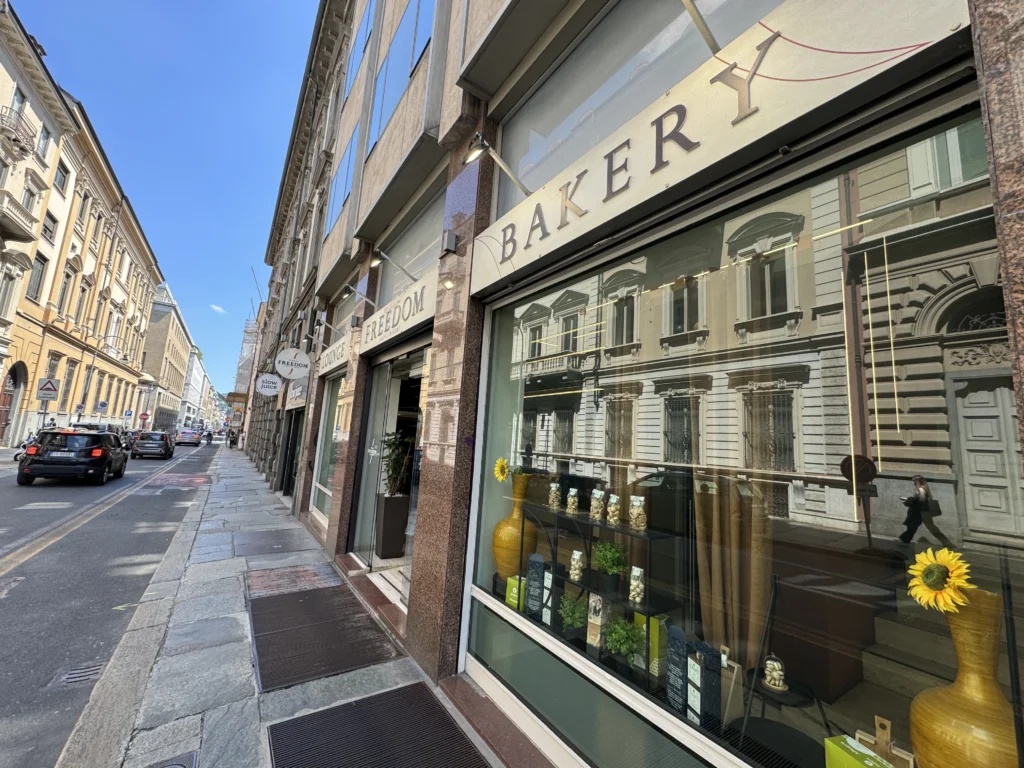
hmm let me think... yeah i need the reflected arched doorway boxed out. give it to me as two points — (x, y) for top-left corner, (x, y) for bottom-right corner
(0, 360), (27, 446)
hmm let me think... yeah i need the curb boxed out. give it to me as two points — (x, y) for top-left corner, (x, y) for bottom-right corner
(53, 449), (218, 768)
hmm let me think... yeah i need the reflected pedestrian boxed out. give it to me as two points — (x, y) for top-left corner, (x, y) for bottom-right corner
(899, 475), (953, 548)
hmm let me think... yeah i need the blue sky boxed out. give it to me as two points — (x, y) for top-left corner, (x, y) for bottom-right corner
(17, 0), (319, 392)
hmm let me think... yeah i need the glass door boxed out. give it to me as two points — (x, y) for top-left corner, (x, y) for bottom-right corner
(351, 347), (431, 604)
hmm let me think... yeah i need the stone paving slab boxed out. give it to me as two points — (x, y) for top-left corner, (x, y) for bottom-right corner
(201, 696), (265, 768)
(163, 614), (249, 657)
(122, 715), (202, 768)
(170, 591), (246, 626)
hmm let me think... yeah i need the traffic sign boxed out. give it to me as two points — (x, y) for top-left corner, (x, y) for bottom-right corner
(97, 400), (109, 413)
(75, 403), (85, 413)
(36, 378), (60, 402)
(125, 409), (133, 417)
(140, 412), (150, 423)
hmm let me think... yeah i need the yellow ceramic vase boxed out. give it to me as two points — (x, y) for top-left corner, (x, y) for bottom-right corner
(910, 588), (1018, 768)
(493, 474), (537, 580)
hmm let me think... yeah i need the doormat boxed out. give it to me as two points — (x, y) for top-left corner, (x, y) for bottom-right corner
(268, 682), (489, 768)
(245, 563), (343, 599)
(249, 585), (403, 691)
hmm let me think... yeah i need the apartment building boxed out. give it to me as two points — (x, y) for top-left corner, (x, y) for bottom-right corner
(141, 284), (191, 432)
(178, 345), (209, 428)
(248, 0), (1024, 765)
(0, 5), (162, 443)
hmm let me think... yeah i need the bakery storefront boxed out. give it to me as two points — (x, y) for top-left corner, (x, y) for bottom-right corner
(349, 190), (445, 606)
(309, 323), (351, 531)
(461, 1), (1024, 767)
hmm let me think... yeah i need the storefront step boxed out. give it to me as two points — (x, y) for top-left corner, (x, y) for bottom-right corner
(874, 610), (1024, 688)
(862, 644), (954, 699)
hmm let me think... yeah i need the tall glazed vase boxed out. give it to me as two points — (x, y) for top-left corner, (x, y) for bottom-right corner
(909, 588), (1018, 767)
(493, 474), (537, 581)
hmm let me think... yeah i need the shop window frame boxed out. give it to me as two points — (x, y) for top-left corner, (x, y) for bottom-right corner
(461, 87), (990, 768)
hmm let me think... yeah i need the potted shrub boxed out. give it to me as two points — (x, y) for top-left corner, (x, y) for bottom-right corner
(604, 616), (644, 677)
(375, 432), (413, 559)
(591, 540), (628, 593)
(558, 591), (587, 650)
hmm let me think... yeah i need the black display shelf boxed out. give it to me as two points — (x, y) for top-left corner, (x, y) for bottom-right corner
(523, 500), (677, 541)
(556, 572), (682, 616)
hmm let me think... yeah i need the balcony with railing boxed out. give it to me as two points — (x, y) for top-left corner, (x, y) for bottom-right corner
(0, 106), (35, 157)
(511, 349), (587, 380)
(0, 189), (37, 242)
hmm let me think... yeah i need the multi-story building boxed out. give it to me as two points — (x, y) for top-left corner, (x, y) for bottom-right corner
(0, 4), (162, 443)
(178, 345), (208, 428)
(141, 284), (190, 432)
(247, 1), (1024, 766)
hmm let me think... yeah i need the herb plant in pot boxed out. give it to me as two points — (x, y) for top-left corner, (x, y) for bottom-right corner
(604, 616), (645, 677)
(592, 540), (628, 593)
(559, 591), (587, 650)
(375, 432), (413, 559)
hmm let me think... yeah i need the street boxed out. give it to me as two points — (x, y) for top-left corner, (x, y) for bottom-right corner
(0, 444), (218, 768)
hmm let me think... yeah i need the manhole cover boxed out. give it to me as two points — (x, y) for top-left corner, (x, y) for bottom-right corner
(145, 753), (198, 768)
(51, 661), (105, 687)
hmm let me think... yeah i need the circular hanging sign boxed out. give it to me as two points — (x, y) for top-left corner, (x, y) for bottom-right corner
(256, 373), (283, 396)
(275, 348), (311, 380)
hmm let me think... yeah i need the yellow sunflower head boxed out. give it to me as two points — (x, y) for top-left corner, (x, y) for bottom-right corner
(908, 547), (976, 613)
(493, 457), (511, 483)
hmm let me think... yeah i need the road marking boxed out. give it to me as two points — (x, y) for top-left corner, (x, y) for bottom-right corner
(0, 447), (204, 579)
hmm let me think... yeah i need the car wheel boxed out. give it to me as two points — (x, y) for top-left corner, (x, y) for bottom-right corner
(16, 473), (33, 486)
(114, 460), (126, 479)
(92, 464), (109, 486)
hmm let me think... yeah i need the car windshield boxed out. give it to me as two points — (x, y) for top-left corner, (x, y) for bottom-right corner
(39, 433), (100, 450)
(140, 432), (164, 441)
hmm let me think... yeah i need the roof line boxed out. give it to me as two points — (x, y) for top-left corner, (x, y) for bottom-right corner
(7, 2), (79, 131)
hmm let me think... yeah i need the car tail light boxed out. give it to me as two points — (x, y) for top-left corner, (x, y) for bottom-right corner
(161, 434), (167, 442)
(25, 445), (38, 455)
(90, 447), (105, 458)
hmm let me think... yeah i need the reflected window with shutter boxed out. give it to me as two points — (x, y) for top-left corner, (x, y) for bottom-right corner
(604, 399), (633, 459)
(664, 396), (699, 463)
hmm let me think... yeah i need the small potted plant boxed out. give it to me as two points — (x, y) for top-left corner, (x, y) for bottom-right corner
(558, 591), (587, 650)
(591, 540), (628, 593)
(375, 432), (413, 559)
(604, 616), (645, 677)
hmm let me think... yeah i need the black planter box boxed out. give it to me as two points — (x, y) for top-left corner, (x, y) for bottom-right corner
(375, 494), (410, 559)
(563, 625), (586, 651)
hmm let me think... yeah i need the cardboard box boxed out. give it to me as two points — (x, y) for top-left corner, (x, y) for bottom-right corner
(633, 613), (669, 677)
(505, 576), (525, 612)
(825, 736), (896, 768)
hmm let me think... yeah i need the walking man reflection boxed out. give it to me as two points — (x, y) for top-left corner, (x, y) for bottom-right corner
(899, 475), (953, 548)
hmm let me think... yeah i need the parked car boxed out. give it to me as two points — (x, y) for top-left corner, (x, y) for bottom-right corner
(175, 429), (202, 446)
(17, 428), (128, 486)
(132, 431), (174, 459)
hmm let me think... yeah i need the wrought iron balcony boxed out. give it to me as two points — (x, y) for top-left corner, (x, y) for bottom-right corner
(512, 350), (586, 379)
(0, 106), (35, 155)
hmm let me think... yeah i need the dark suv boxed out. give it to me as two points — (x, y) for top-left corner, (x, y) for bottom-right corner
(17, 429), (129, 486)
(132, 431), (174, 460)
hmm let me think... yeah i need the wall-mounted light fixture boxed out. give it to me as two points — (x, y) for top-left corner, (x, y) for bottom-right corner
(341, 284), (379, 310)
(463, 132), (531, 197)
(373, 249), (419, 283)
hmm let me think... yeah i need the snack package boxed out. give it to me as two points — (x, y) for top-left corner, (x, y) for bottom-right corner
(566, 488), (580, 516)
(629, 566), (644, 604)
(607, 494), (621, 525)
(589, 489), (606, 521)
(629, 495), (648, 531)
(570, 550), (584, 582)
(548, 483), (561, 511)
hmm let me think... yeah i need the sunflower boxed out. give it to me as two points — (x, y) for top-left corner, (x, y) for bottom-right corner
(908, 548), (976, 613)
(493, 457), (511, 483)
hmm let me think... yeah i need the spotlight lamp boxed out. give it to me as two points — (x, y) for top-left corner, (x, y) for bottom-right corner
(463, 132), (488, 165)
(462, 132), (531, 197)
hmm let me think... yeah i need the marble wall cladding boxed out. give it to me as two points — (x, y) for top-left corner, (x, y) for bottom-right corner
(405, 121), (495, 681)
(326, 253), (378, 559)
(970, 0), (1024, 447)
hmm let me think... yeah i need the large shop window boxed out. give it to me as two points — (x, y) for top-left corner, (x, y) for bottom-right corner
(344, 0), (376, 101)
(366, 0), (435, 154)
(377, 190), (444, 306)
(496, 0), (785, 216)
(311, 374), (349, 524)
(473, 110), (1024, 768)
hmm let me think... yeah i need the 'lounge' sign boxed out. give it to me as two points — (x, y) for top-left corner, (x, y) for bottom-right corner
(361, 267), (438, 354)
(470, 0), (967, 295)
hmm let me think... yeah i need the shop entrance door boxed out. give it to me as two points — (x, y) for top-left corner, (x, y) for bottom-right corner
(956, 377), (1024, 537)
(0, 371), (13, 443)
(282, 409), (305, 497)
(352, 347), (430, 604)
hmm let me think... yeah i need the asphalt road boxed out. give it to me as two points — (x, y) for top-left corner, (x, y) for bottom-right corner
(0, 443), (218, 768)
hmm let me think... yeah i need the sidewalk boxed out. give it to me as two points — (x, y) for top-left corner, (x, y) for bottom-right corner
(56, 446), (501, 768)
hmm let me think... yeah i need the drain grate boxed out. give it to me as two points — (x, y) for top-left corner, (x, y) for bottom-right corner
(249, 585), (403, 691)
(52, 662), (105, 687)
(268, 682), (489, 768)
(144, 753), (198, 768)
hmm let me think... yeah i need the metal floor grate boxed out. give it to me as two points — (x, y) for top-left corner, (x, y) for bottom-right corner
(51, 662), (106, 687)
(249, 585), (403, 692)
(268, 682), (489, 768)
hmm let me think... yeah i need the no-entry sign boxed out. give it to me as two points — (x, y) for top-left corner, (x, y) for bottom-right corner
(140, 412), (150, 422)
